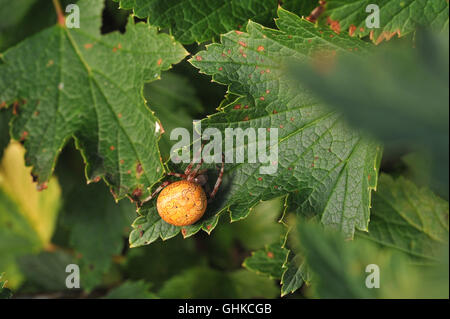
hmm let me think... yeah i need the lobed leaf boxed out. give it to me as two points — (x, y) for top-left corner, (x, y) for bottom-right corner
(188, 8), (381, 239)
(0, 0), (187, 200)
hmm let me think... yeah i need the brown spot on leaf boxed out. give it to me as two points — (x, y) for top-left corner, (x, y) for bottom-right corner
(157, 58), (163, 65)
(326, 16), (341, 34)
(20, 131), (28, 141)
(196, 55), (202, 61)
(238, 41), (247, 47)
(257, 45), (265, 52)
(267, 251), (274, 258)
(234, 104), (241, 110)
(349, 25), (357, 36)
(110, 145), (115, 151)
(84, 43), (93, 49)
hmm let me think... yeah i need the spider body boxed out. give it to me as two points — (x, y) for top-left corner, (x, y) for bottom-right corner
(156, 180), (207, 226)
(141, 149), (224, 227)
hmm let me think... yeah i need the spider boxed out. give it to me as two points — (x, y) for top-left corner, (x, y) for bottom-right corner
(140, 151), (224, 227)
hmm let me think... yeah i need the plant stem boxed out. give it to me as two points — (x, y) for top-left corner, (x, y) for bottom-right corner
(52, 0), (66, 26)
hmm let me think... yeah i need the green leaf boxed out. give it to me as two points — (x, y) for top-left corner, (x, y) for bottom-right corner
(288, 31), (449, 195)
(113, 0), (279, 44)
(324, 0), (449, 44)
(104, 280), (158, 299)
(243, 238), (289, 280)
(158, 266), (278, 298)
(357, 174), (449, 263)
(17, 251), (75, 292)
(0, 0), (187, 199)
(0, 273), (12, 299)
(280, 255), (310, 297)
(129, 206), (180, 248)
(297, 220), (449, 298)
(188, 8), (381, 239)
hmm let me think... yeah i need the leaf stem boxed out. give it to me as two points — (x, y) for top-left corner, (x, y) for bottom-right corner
(52, 0), (66, 26)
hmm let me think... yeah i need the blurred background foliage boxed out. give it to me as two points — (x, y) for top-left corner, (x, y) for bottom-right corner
(0, 0), (448, 299)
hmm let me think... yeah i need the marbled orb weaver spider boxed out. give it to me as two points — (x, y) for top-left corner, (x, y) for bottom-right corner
(140, 152), (224, 227)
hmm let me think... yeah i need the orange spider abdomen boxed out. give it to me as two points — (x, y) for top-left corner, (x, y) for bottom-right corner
(156, 180), (207, 226)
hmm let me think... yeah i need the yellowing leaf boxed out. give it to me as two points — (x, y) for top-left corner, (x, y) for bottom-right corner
(0, 141), (61, 246)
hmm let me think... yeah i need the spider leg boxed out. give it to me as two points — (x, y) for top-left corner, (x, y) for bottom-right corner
(167, 172), (187, 179)
(140, 180), (171, 205)
(209, 154), (224, 200)
(187, 158), (204, 182)
(185, 144), (204, 176)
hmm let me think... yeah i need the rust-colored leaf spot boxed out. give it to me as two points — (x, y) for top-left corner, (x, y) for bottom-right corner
(218, 67), (223, 71)
(0, 101), (6, 108)
(266, 69), (270, 73)
(243, 116), (250, 121)
(206, 225), (212, 230)
(181, 228), (187, 237)
(279, 125), (284, 129)
(139, 231), (143, 238)
(234, 104), (241, 110)
(314, 156), (319, 160)
(308, 39), (312, 43)
(117, 43), (122, 49)
(288, 35), (293, 39)
(274, 185), (278, 189)
(196, 55), (203, 61)
(290, 117), (294, 122)
(267, 251), (274, 258)
(127, 170), (132, 175)
(266, 90), (270, 94)
(244, 105), (249, 109)
(311, 163), (315, 167)
(260, 96), (265, 101)
(238, 41), (247, 47)
(257, 45), (265, 52)
(288, 167), (293, 171)
(360, 27), (365, 32)
(157, 58), (163, 65)
(84, 43), (93, 49)
(46, 60), (54, 67)
(20, 131), (29, 141)
(110, 145), (115, 151)
(93, 176), (101, 183)
(326, 16), (341, 34)
(120, 159), (125, 165)
(349, 25), (357, 36)
(267, 128), (270, 132)
(273, 110), (278, 114)
(118, 113), (122, 119)
(235, 30), (244, 35)
(258, 177), (263, 181)
(112, 47), (117, 52)
(368, 174), (372, 181)
(260, 70), (265, 74)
